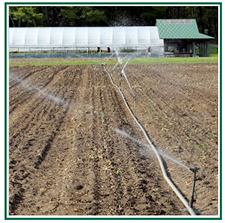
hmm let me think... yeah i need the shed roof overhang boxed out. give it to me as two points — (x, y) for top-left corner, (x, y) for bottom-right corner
(156, 19), (214, 40)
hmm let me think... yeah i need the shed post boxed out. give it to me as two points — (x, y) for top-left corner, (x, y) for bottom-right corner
(206, 41), (209, 57)
(192, 42), (195, 57)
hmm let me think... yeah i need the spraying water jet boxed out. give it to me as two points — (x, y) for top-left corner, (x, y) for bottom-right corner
(111, 126), (200, 212)
(103, 55), (197, 214)
(9, 74), (69, 107)
(110, 126), (190, 170)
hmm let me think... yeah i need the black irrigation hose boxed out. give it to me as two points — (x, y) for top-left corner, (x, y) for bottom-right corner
(102, 63), (196, 216)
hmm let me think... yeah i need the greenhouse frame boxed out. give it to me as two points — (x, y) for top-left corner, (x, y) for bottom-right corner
(8, 26), (164, 56)
(9, 19), (213, 58)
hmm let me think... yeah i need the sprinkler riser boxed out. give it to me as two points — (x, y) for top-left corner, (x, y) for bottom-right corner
(189, 167), (200, 208)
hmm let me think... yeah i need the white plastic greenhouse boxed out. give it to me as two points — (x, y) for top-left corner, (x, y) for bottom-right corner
(9, 26), (164, 54)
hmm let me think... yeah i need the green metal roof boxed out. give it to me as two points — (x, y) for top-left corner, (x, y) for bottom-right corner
(156, 19), (214, 39)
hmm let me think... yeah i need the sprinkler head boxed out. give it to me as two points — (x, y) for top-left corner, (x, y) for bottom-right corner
(190, 167), (200, 173)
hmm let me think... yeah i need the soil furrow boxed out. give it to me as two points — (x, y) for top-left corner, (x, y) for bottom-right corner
(9, 66), (69, 114)
(9, 66), (50, 89)
(9, 66), (81, 214)
(8, 63), (218, 216)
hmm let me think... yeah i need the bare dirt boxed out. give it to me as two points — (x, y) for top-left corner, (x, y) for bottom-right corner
(8, 61), (218, 216)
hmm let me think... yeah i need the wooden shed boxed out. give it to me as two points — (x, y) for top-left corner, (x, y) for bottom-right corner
(156, 19), (214, 57)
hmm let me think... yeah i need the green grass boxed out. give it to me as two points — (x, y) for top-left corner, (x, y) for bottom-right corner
(209, 45), (218, 55)
(194, 45), (218, 57)
(9, 56), (218, 66)
(129, 56), (218, 65)
(130, 46), (218, 64)
(9, 45), (218, 66)
(9, 60), (117, 66)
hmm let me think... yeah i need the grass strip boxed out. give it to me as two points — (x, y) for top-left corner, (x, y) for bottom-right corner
(9, 60), (117, 66)
(130, 56), (218, 65)
(9, 54), (218, 66)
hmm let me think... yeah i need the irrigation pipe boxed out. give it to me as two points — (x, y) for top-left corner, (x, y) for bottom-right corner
(121, 58), (136, 115)
(102, 64), (196, 216)
(113, 58), (136, 116)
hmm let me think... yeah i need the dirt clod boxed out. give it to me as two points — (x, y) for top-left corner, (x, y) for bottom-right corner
(8, 62), (218, 216)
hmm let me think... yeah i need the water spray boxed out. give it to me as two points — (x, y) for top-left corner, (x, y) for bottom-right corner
(111, 126), (200, 213)
(111, 127), (200, 210)
(110, 127), (190, 170)
(103, 52), (197, 215)
(9, 74), (69, 107)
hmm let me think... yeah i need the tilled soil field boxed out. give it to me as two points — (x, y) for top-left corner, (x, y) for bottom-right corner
(8, 61), (218, 216)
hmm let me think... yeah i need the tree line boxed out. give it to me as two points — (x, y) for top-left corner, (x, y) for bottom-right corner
(9, 6), (218, 41)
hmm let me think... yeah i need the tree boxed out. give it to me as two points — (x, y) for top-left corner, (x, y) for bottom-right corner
(140, 7), (168, 25)
(9, 6), (45, 27)
(86, 8), (106, 26)
(8, 5), (218, 42)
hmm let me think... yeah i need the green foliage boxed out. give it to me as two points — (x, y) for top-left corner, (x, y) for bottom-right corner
(141, 6), (167, 25)
(120, 48), (135, 53)
(8, 6), (218, 41)
(86, 9), (106, 24)
(9, 6), (45, 26)
(195, 45), (218, 57)
(209, 45), (218, 55)
(60, 6), (79, 23)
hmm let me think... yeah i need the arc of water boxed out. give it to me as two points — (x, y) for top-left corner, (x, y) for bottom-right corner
(9, 75), (68, 106)
(110, 127), (190, 170)
(120, 58), (136, 115)
(103, 64), (196, 216)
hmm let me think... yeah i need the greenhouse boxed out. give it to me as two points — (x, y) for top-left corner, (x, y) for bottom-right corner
(8, 26), (164, 57)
